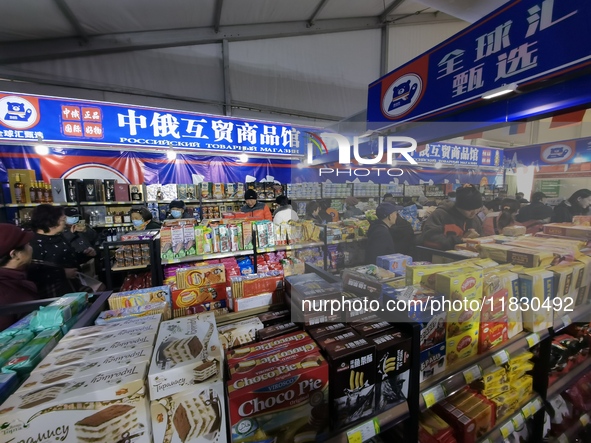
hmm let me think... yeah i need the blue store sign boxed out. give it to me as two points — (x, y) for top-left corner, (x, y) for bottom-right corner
(0, 92), (303, 156)
(414, 143), (503, 167)
(368, 0), (590, 127)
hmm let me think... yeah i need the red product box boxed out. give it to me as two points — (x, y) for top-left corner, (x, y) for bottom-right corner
(171, 283), (227, 316)
(228, 331), (312, 363)
(478, 317), (509, 354)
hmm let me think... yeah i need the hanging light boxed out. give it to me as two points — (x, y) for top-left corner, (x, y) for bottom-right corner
(167, 150), (177, 160)
(239, 153), (248, 163)
(35, 135), (49, 155)
(434, 161), (443, 169)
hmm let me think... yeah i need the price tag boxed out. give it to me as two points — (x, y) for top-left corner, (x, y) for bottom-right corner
(526, 333), (540, 348)
(522, 402), (532, 419)
(346, 418), (380, 443)
(557, 433), (569, 443)
(463, 365), (483, 384)
(580, 414), (590, 426)
(422, 385), (446, 409)
(492, 349), (510, 366)
(562, 315), (572, 327)
(531, 398), (542, 415)
(511, 412), (525, 430)
(500, 420), (515, 438)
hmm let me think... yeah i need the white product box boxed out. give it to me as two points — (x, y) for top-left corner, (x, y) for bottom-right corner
(59, 322), (160, 346)
(519, 268), (554, 332)
(217, 317), (264, 350)
(228, 292), (274, 312)
(33, 346), (154, 375)
(0, 362), (151, 443)
(63, 314), (162, 341)
(148, 313), (223, 400)
(48, 331), (158, 356)
(151, 380), (227, 443)
(20, 350), (151, 393)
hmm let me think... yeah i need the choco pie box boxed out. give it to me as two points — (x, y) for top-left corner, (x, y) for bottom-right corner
(0, 361), (151, 443)
(227, 350), (329, 442)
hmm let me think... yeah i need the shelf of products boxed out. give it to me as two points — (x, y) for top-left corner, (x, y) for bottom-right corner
(214, 303), (285, 326)
(547, 357), (591, 400)
(477, 394), (543, 443)
(419, 330), (550, 411)
(93, 223), (134, 228)
(324, 401), (409, 443)
(256, 241), (325, 253)
(80, 201), (137, 206)
(111, 264), (150, 272)
(553, 301), (591, 333)
(161, 249), (255, 265)
(2, 202), (77, 207)
(551, 412), (591, 443)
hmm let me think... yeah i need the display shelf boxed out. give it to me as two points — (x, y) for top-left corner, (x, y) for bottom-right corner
(477, 394), (543, 443)
(80, 201), (136, 206)
(553, 301), (591, 333)
(324, 401), (409, 443)
(551, 412), (591, 443)
(161, 249), (255, 265)
(419, 330), (550, 411)
(3, 202), (77, 207)
(71, 291), (113, 329)
(547, 357), (591, 400)
(214, 303), (285, 326)
(257, 241), (324, 253)
(111, 264), (150, 272)
(327, 237), (367, 245)
(146, 200), (201, 204)
(93, 223), (134, 228)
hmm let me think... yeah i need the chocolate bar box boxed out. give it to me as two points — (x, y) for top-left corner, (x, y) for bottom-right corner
(323, 336), (376, 429)
(0, 361), (151, 443)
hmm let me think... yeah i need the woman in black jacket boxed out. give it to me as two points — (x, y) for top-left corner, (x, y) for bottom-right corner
(551, 189), (591, 223)
(27, 205), (96, 298)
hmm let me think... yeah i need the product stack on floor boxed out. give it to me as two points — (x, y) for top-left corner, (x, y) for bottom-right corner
(3, 217), (591, 443)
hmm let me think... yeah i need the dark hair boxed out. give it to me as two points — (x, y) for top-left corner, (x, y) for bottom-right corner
(568, 189), (591, 208)
(484, 200), (500, 211)
(497, 198), (520, 232)
(531, 192), (546, 203)
(306, 201), (320, 218)
(516, 192), (524, 198)
(30, 204), (64, 233)
(448, 191), (456, 198)
(276, 195), (289, 206)
(0, 244), (28, 267)
(131, 207), (153, 222)
(319, 200), (330, 210)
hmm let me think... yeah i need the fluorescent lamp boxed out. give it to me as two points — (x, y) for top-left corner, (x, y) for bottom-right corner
(482, 83), (518, 99)
(434, 161), (443, 169)
(239, 153), (248, 163)
(166, 150), (177, 160)
(35, 144), (49, 155)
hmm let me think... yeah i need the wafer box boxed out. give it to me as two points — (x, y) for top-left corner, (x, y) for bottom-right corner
(148, 313), (223, 400)
(227, 331), (313, 363)
(519, 268), (554, 332)
(64, 314), (162, 340)
(0, 361), (151, 443)
(151, 380), (227, 443)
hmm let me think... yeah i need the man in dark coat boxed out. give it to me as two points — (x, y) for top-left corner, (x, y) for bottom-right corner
(365, 203), (401, 265)
(417, 185), (483, 250)
(515, 192), (553, 223)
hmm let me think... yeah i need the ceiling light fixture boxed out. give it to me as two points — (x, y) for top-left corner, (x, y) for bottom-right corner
(34, 136), (49, 155)
(482, 83), (518, 100)
(239, 153), (248, 163)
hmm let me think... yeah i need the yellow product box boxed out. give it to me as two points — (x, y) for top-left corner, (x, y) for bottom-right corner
(576, 254), (591, 288)
(176, 264), (226, 289)
(435, 267), (483, 301)
(446, 308), (481, 338)
(571, 261), (586, 291)
(507, 247), (556, 268)
(511, 375), (533, 398)
(479, 243), (512, 262)
(213, 182), (225, 199)
(490, 390), (520, 420)
(470, 258), (499, 269)
(446, 327), (478, 366)
(518, 268), (554, 332)
(508, 351), (533, 366)
(549, 263), (575, 318)
(405, 261), (471, 286)
(543, 223), (591, 241)
(482, 366), (507, 387)
(482, 382), (511, 399)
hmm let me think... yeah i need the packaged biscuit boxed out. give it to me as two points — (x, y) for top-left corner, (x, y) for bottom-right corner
(549, 263), (575, 319)
(478, 319), (508, 354)
(324, 337), (376, 428)
(2, 328), (63, 376)
(69, 314), (161, 336)
(52, 324), (158, 354)
(0, 312), (37, 338)
(0, 362), (151, 443)
(171, 284), (228, 318)
(519, 268), (554, 332)
(307, 323), (348, 340)
(148, 313), (223, 401)
(419, 409), (456, 443)
(151, 380), (227, 443)
(482, 366), (507, 386)
(435, 267), (483, 301)
(405, 261), (476, 287)
(446, 307), (480, 338)
(161, 226), (174, 260)
(315, 330), (359, 350)
(257, 309), (291, 326)
(30, 293), (88, 332)
(228, 331), (312, 363)
(18, 348), (151, 393)
(95, 303), (169, 324)
(420, 342), (446, 383)
(0, 331), (35, 367)
(342, 265), (397, 297)
(479, 243), (512, 263)
(227, 354), (329, 443)
(376, 253), (412, 276)
(257, 322), (300, 341)
(218, 317), (263, 351)
(108, 286), (171, 310)
(369, 329), (411, 411)
(446, 328), (478, 366)
(543, 223), (591, 240)
(176, 264), (226, 289)
(171, 225), (185, 258)
(352, 321), (393, 337)
(490, 390), (520, 420)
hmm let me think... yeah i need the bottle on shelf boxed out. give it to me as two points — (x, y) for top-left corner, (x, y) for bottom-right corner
(29, 181), (36, 204)
(13, 174), (25, 204)
(36, 181), (45, 203)
(44, 183), (52, 203)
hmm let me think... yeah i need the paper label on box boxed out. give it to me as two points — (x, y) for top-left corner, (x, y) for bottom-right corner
(346, 418), (380, 443)
(422, 384), (446, 409)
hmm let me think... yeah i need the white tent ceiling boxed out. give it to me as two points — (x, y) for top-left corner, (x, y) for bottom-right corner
(0, 0), (510, 128)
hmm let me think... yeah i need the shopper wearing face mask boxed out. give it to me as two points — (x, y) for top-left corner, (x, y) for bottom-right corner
(62, 208), (98, 251)
(551, 189), (591, 223)
(0, 224), (38, 330)
(27, 205), (96, 298)
(131, 207), (161, 230)
(418, 184), (483, 250)
(167, 200), (192, 219)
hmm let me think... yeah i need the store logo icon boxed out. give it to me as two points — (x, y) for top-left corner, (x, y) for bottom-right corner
(0, 95), (39, 130)
(382, 73), (423, 118)
(306, 132), (418, 165)
(541, 143), (574, 164)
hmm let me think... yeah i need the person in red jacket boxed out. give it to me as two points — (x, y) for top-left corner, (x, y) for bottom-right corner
(0, 224), (38, 330)
(241, 189), (273, 220)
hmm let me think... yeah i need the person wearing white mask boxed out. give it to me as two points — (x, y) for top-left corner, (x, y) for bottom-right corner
(131, 207), (161, 230)
(167, 200), (191, 219)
